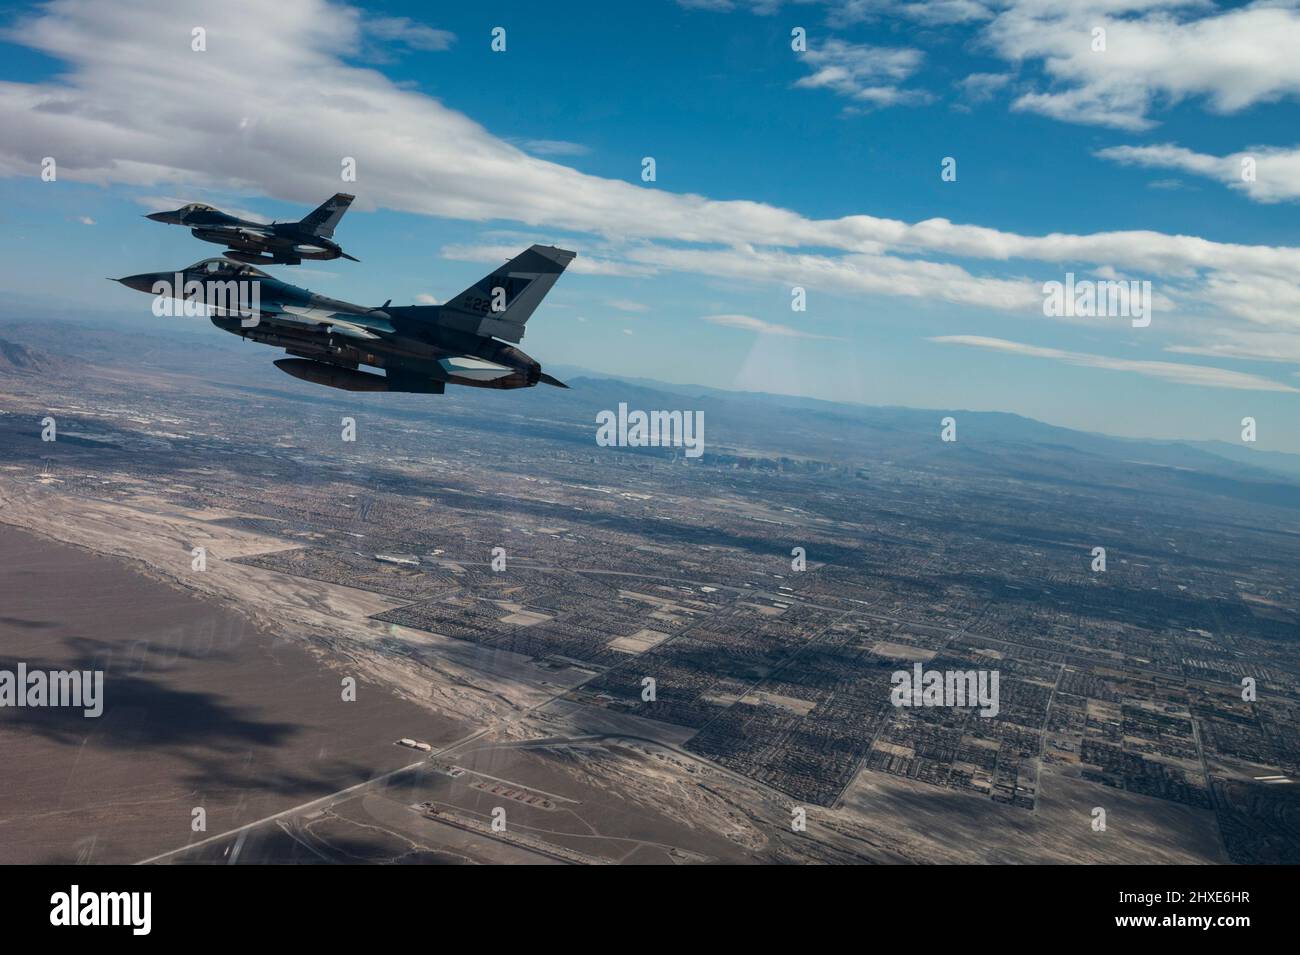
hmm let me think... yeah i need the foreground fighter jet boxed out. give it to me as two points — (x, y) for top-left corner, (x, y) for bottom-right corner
(145, 194), (358, 265)
(114, 245), (574, 394)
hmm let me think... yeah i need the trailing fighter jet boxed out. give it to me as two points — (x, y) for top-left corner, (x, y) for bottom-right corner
(145, 193), (358, 265)
(113, 245), (575, 394)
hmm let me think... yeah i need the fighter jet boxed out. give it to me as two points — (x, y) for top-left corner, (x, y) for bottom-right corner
(145, 193), (358, 265)
(114, 245), (575, 394)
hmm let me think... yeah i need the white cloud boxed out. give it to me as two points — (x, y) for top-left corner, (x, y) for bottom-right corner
(606, 298), (649, 313)
(629, 244), (1040, 310)
(984, 0), (1300, 131)
(363, 17), (454, 52)
(674, 1), (1300, 131)
(440, 244), (659, 278)
(794, 40), (929, 107)
(703, 313), (841, 339)
(1166, 330), (1300, 363)
(708, 0), (993, 26)
(518, 139), (591, 157)
(415, 293), (439, 305)
(830, 0), (993, 26)
(930, 335), (1300, 392)
(958, 71), (1012, 103)
(1098, 142), (1300, 203)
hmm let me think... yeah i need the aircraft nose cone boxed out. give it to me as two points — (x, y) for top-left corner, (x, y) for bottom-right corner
(115, 273), (159, 293)
(145, 211), (173, 223)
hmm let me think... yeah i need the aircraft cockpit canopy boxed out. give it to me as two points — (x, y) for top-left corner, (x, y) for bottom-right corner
(183, 258), (272, 280)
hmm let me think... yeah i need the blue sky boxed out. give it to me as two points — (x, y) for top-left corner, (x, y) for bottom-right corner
(2, 0), (1300, 450)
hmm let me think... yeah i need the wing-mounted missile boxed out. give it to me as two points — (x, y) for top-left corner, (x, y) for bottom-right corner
(324, 323), (382, 341)
(276, 305), (393, 340)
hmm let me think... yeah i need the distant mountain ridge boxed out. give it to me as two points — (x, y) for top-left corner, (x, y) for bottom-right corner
(3, 318), (1297, 487)
(558, 373), (1300, 486)
(0, 337), (61, 374)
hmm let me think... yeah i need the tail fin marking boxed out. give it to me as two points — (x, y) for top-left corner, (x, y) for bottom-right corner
(298, 193), (355, 238)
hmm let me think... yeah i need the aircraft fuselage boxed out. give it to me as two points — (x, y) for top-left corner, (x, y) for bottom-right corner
(115, 243), (575, 395)
(116, 260), (543, 392)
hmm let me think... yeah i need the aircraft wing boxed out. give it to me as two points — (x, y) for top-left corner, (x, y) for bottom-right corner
(275, 304), (395, 340)
(225, 226), (273, 241)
